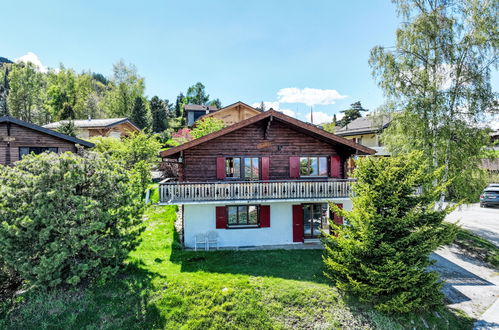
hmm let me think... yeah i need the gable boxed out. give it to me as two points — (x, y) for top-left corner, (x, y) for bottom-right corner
(200, 102), (260, 126)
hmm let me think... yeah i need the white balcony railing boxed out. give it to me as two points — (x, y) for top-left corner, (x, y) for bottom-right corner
(159, 179), (354, 204)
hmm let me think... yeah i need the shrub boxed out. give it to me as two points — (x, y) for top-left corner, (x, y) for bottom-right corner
(323, 151), (457, 313)
(90, 131), (161, 191)
(0, 152), (144, 288)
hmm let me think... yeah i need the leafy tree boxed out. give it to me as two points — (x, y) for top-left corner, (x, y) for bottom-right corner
(323, 152), (457, 313)
(102, 60), (145, 118)
(191, 117), (226, 139)
(7, 62), (45, 123)
(337, 101), (367, 128)
(369, 0), (498, 202)
(90, 132), (161, 191)
(130, 96), (151, 130)
(44, 66), (77, 121)
(56, 120), (77, 137)
(0, 152), (144, 288)
(186, 82), (210, 105)
(168, 128), (193, 146)
(322, 114), (337, 133)
(209, 98), (222, 109)
(0, 66), (9, 116)
(150, 96), (168, 132)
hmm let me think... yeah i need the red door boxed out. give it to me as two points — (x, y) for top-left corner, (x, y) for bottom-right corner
(292, 205), (304, 242)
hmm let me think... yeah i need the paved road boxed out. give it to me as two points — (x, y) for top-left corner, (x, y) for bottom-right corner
(445, 203), (499, 247)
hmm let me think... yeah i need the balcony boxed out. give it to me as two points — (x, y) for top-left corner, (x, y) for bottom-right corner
(159, 179), (354, 204)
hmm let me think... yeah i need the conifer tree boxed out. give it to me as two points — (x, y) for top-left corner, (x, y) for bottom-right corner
(150, 96), (168, 132)
(323, 152), (457, 313)
(130, 96), (151, 130)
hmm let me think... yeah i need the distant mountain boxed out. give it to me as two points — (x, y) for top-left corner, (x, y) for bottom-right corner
(0, 57), (13, 64)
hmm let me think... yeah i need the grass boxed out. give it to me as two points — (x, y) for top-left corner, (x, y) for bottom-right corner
(451, 225), (499, 269)
(0, 205), (474, 329)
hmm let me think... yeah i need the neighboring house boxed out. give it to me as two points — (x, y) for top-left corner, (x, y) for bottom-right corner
(335, 115), (391, 156)
(43, 118), (140, 139)
(0, 116), (94, 165)
(184, 104), (218, 126)
(198, 101), (261, 126)
(159, 109), (374, 249)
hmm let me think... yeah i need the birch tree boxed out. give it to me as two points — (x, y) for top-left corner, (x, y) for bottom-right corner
(370, 0), (498, 202)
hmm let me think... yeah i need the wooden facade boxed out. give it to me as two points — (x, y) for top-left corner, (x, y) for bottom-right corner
(0, 116), (94, 165)
(199, 101), (261, 126)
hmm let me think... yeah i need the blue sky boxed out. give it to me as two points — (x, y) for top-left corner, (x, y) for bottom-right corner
(2, 0), (497, 124)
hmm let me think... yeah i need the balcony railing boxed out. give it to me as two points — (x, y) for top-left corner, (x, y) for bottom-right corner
(159, 179), (354, 204)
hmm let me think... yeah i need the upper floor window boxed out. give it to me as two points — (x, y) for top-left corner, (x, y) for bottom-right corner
(227, 205), (259, 227)
(225, 157), (260, 180)
(19, 147), (58, 159)
(300, 156), (328, 177)
(353, 137), (363, 145)
(225, 157), (241, 178)
(244, 157), (260, 180)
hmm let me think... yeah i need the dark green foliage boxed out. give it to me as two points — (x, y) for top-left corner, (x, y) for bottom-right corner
(174, 92), (184, 118)
(209, 98), (222, 109)
(323, 152), (457, 313)
(130, 96), (151, 130)
(186, 82), (210, 105)
(91, 72), (108, 85)
(150, 96), (168, 132)
(0, 67), (9, 116)
(56, 120), (77, 137)
(337, 101), (367, 128)
(0, 152), (144, 288)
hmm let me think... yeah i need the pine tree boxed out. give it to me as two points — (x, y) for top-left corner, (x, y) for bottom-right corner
(150, 96), (168, 132)
(323, 152), (457, 313)
(175, 93), (184, 118)
(337, 101), (367, 128)
(0, 67), (10, 116)
(130, 96), (151, 130)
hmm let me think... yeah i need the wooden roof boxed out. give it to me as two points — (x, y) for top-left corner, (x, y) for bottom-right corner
(161, 109), (376, 157)
(199, 101), (261, 120)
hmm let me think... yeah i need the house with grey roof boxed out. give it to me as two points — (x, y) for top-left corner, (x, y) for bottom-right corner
(44, 118), (140, 139)
(335, 115), (391, 156)
(184, 104), (218, 126)
(0, 116), (94, 165)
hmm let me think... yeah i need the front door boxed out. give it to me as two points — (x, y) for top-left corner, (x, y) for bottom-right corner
(302, 203), (328, 239)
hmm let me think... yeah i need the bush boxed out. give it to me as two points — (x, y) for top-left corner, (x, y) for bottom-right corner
(323, 152), (457, 313)
(90, 132), (161, 191)
(0, 152), (144, 288)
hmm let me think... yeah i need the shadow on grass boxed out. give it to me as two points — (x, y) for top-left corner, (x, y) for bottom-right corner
(1, 263), (166, 330)
(170, 244), (328, 284)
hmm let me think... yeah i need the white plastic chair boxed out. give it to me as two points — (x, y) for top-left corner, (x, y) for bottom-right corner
(194, 233), (207, 251)
(206, 231), (219, 251)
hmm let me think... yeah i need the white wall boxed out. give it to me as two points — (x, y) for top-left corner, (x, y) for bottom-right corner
(183, 199), (352, 248)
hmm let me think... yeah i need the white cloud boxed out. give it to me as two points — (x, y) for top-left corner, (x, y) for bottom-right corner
(15, 52), (48, 73)
(277, 87), (347, 106)
(251, 101), (297, 118)
(304, 111), (336, 124)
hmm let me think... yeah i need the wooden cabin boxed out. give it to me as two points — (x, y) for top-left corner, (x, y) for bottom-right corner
(159, 109), (375, 249)
(0, 116), (94, 165)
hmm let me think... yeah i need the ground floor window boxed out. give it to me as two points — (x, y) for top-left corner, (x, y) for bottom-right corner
(227, 205), (259, 227)
(19, 147), (58, 159)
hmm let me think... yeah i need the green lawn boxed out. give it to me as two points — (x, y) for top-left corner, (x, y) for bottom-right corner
(452, 225), (499, 268)
(1, 205), (474, 329)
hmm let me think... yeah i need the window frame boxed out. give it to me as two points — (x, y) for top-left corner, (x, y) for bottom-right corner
(224, 156), (261, 181)
(19, 147), (59, 159)
(226, 205), (260, 228)
(299, 156), (328, 178)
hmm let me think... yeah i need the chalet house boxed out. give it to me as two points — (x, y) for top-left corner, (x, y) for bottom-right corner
(335, 115), (391, 156)
(184, 104), (218, 126)
(160, 110), (375, 249)
(198, 101), (261, 126)
(0, 116), (94, 165)
(43, 118), (140, 139)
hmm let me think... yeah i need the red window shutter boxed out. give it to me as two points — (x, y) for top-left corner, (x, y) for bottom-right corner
(261, 157), (270, 181)
(330, 155), (341, 178)
(333, 203), (343, 225)
(260, 205), (270, 227)
(292, 205), (304, 242)
(216, 157), (225, 180)
(216, 206), (227, 229)
(289, 156), (300, 178)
